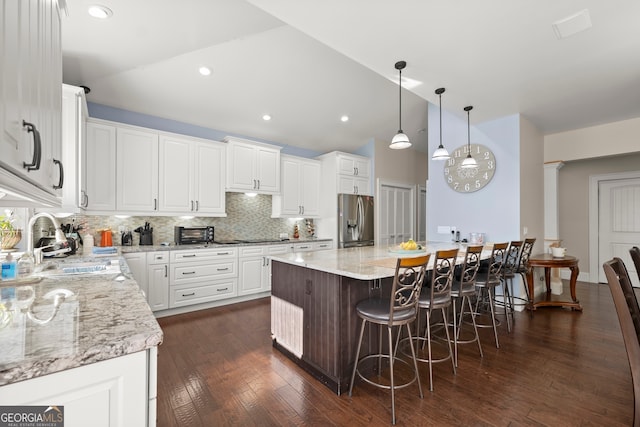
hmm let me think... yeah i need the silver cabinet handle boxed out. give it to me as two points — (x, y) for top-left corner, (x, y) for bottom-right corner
(217, 267), (229, 271)
(154, 198), (158, 210)
(257, 179), (260, 189)
(196, 200), (199, 211)
(301, 206), (304, 215)
(217, 288), (228, 292)
(182, 292), (195, 297)
(253, 179), (257, 189)
(217, 252), (230, 256)
(81, 191), (88, 207)
(191, 200), (194, 211)
(182, 271), (196, 275)
(183, 254), (197, 258)
(53, 159), (64, 189)
(164, 265), (167, 277)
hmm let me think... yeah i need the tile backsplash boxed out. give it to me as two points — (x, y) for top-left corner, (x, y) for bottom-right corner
(43, 193), (314, 246)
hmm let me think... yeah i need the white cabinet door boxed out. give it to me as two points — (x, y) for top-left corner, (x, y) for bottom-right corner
(124, 252), (148, 297)
(338, 175), (370, 195)
(225, 138), (281, 194)
(159, 135), (193, 212)
(279, 156), (303, 216)
(117, 127), (159, 212)
(0, 350), (150, 427)
(60, 84), (88, 210)
(227, 141), (256, 191)
(300, 159), (321, 216)
(193, 142), (225, 214)
(0, 0), (61, 204)
(273, 155), (320, 218)
(238, 255), (265, 296)
(255, 147), (279, 193)
(337, 153), (370, 178)
(379, 184), (414, 246)
(86, 121), (116, 211)
(147, 263), (169, 311)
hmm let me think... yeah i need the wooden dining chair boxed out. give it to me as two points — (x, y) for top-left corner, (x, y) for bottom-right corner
(603, 257), (640, 427)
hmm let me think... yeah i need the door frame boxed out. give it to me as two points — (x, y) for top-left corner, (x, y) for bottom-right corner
(375, 178), (416, 246)
(588, 170), (640, 283)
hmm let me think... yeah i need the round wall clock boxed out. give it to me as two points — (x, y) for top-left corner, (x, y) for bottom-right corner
(443, 143), (496, 193)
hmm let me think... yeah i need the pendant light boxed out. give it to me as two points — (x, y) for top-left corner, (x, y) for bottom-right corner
(389, 61), (411, 149)
(431, 87), (450, 160)
(461, 106), (478, 169)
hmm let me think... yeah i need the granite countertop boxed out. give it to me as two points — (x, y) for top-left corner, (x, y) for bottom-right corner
(269, 242), (491, 281)
(119, 237), (331, 253)
(0, 255), (163, 386)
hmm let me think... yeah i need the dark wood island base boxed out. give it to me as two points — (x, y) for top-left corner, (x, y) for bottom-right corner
(271, 260), (391, 395)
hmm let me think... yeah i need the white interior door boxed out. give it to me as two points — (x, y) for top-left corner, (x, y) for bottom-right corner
(377, 182), (415, 246)
(598, 178), (640, 286)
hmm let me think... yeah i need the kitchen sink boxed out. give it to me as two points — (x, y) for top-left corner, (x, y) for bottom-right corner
(37, 260), (121, 276)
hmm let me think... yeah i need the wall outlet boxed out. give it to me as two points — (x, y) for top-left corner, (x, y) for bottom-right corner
(437, 226), (451, 234)
(523, 226), (528, 236)
(279, 232), (289, 239)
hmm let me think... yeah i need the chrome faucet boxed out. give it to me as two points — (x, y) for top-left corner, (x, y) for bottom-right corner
(26, 212), (70, 264)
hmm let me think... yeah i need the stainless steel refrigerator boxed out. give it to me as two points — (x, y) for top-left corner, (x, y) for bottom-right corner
(338, 194), (374, 248)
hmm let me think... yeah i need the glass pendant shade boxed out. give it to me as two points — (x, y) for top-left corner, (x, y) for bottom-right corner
(461, 154), (478, 169)
(389, 61), (411, 149)
(432, 145), (449, 160)
(390, 131), (411, 149)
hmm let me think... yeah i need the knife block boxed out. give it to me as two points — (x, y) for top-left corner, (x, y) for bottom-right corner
(139, 231), (153, 246)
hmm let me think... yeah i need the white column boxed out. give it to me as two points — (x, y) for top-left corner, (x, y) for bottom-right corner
(544, 161), (564, 294)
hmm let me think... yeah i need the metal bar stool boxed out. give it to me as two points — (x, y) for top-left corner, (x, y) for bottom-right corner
(411, 248), (458, 392)
(348, 255), (430, 425)
(473, 242), (508, 349)
(495, 240), (523, 332)
(450, 245), (484, 366)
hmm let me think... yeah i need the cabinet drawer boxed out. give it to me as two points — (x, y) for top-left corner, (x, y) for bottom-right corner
(313, 241), (333, 251)
(171, 248), (237, 263)
(148, 251), (169, 264)
(292, 243), (314, 252)
(172, 260), (237, 283)
(267, 245), (290, 255)
(239, 246), (266, 257)
(170, 279), (237, 308)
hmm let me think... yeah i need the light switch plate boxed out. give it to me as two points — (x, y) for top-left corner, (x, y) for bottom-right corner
(437, 226), (451, 234)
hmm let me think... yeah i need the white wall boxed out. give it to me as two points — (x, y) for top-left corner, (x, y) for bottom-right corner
(544, 116), (640, 162)
(427, 103), (521, 243)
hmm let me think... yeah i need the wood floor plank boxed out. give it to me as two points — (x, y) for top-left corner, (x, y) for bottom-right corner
(157, 282), (634, 426)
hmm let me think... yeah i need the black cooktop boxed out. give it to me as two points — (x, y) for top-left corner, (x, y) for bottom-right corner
(213, 239), (288, 245)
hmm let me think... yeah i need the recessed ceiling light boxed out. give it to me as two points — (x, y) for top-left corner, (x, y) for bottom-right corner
(262, 114), (272, 121)
(88, 5), (112, 19)
(341, 115), (349, 122)
(199, 66), (211, 76)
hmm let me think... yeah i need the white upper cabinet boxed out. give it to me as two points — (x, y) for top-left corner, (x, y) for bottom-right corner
(337, 154), (370, 178)
(58, 84), (88, 211)
(272, 155), (321, 218)
(159, 134), (226, 216)
(0, 0), (62, 206)
(85, 121), (117, 211)
(224, 137), (281, 194)
(116, 127), (159, 212)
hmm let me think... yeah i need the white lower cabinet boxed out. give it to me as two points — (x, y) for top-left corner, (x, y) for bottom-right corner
(238, 245), (289, 296)
(123, 252), (148, 297)
(169, 248), (238, 308)
(0, 349), (157, 427)
(147, 252), (169, 311)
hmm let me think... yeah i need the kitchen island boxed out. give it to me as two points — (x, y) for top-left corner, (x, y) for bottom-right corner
(0, 255), (163, 426)
(269, 243), (464, 394)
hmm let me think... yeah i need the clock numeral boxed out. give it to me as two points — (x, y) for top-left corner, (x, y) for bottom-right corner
(487, 160), (494, 169)
(483, 151), (490, 159)
(464, 183), (470, 192)
(454, 149), (462, 158)
(453, 182), (459, 190)
(447, 158), (455, 167)
(444, 167), (450, 175)
(476, 180), (481, 188)
(483, 171), (489, 180)
(447, 175), (453, 183)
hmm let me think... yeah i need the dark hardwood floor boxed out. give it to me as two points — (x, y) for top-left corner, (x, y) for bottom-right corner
(156, 281), (634, 426)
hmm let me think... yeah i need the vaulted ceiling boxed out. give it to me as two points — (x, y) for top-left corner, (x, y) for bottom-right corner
(61, 1), (640, 154)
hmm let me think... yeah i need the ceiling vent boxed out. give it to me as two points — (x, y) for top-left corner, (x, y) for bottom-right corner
(552, 9), (592, 39)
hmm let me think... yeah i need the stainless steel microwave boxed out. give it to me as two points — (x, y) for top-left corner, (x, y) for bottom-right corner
(174, 226), (214, 245)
